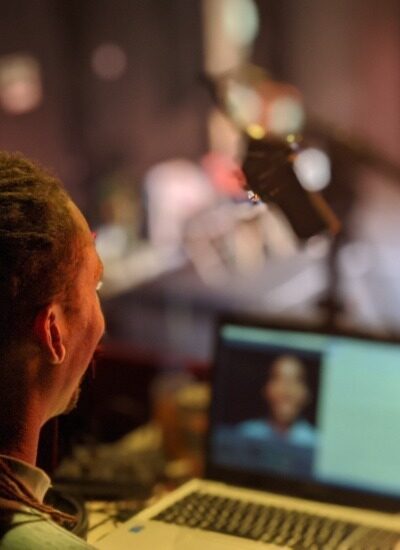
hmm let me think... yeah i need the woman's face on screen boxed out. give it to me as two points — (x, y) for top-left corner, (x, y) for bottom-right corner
(263, 356), (310, 429)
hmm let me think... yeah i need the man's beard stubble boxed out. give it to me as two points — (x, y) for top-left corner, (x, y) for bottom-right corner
(61, 348), (101, 415)
(63, 386), (82, 415)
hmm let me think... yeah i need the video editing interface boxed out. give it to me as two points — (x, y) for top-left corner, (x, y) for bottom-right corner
(211, 324), (400, 499)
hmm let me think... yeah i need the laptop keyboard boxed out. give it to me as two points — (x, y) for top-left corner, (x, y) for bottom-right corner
(153, 491), (400, 549)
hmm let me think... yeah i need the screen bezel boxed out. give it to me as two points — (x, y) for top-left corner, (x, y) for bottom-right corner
(205, 313), (400, 513)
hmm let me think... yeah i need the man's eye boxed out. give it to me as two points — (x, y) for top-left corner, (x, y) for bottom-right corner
(96, 281), (103, 292)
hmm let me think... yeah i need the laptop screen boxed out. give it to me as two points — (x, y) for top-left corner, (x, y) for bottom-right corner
(209, 320), (400, 501)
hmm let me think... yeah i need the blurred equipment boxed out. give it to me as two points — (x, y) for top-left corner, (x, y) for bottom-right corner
(202, 67), (341, 240)
(241, 134), (340, 239)
(55, 424), (165, 501)
(96, 316), (400, 549)
(203, 64), (400, 242)
(44, 488), (88, 540)
(201, 63), (400, 328)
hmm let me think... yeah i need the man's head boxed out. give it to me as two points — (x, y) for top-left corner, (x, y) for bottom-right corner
(0, 152), (104, 425)
(262, 355), (310, 430)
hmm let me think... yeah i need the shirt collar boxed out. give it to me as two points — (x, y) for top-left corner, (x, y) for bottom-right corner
(0, 454), (51, 503)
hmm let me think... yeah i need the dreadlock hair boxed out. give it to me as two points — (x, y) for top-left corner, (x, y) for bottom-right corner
(0, 151), (82, 351)
(0, 458), (76, 528)
(0, 152), (81, 527)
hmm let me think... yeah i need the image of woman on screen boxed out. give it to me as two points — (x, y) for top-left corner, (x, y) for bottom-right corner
(238, 354), (316, 447)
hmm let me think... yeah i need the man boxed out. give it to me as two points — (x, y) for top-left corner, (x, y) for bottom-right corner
(239, 355), (316, 446)
(0, 152), (105, 548)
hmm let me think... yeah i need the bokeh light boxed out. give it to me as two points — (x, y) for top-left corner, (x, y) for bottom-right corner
(267, 95), (305, 135)
(223, 0), (259, 46)
(293, 147), (331, 192)
(0, 54), (42, 114)
(226, 80), (262, 126)
(246, 123), (265, 139)
(91, 42), (127, 81)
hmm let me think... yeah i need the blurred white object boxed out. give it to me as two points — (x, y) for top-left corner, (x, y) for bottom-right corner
(222, 0), (259, 47)
(202, 0), (259, 75)
(293, 148), (331, 191)
(96, 224), (129, 261)
(339, 241), (372, 278)
(100, 244), (186, 298)
(145, 159), (216, 250)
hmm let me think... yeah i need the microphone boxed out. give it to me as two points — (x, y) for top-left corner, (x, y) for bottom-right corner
(241, 134), (341, 240)
(199, 70), (341, 239)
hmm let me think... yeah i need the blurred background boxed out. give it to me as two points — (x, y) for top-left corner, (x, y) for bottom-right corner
(2, 0), (400, 508)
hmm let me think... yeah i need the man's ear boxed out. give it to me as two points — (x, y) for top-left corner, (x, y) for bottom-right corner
(34, 304), (66, 364)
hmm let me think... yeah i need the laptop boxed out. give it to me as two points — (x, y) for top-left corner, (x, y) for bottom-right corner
(96, 316), (400, 549)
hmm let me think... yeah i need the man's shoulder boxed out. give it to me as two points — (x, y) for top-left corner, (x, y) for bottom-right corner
(0, 508), (95, 549)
